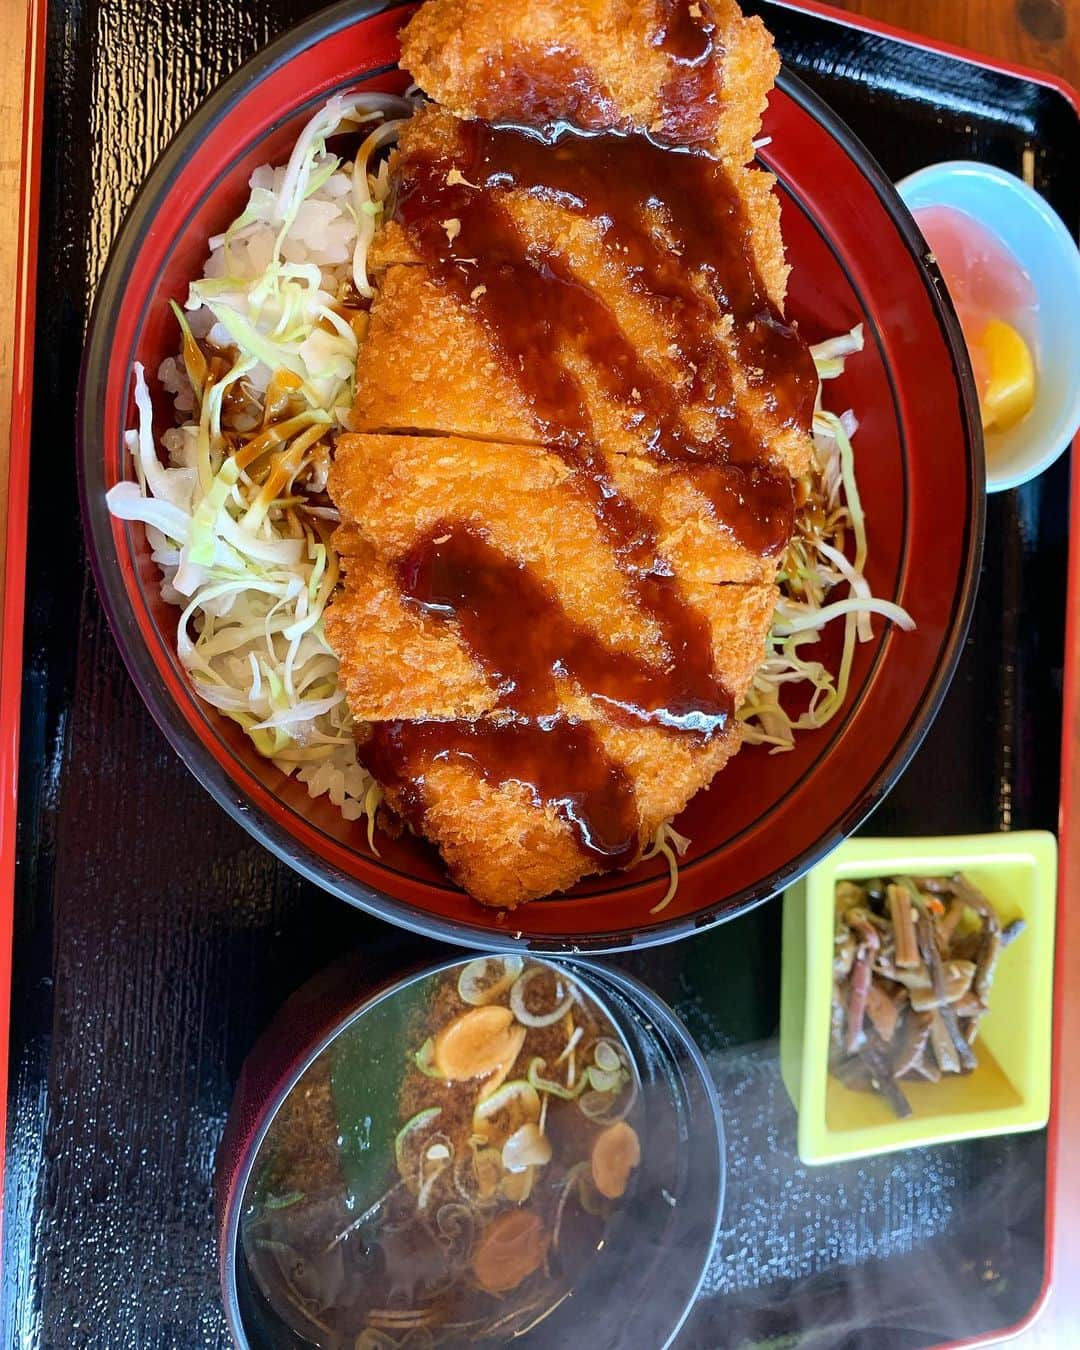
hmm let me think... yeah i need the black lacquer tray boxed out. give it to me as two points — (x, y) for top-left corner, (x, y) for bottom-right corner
(3, 2), (1076, 1346)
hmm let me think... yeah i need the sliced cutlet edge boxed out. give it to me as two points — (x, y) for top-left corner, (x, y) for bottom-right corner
(370, 715), (742, 908)
(354, 263), (810, 480)
(326, 432), (777, 724)
(398, 0), (778, 163)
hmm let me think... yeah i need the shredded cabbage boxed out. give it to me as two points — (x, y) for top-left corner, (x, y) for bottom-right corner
(106, 93), (410, 825)
(738, 323), (915, 754)
(643, 821), (692, 915)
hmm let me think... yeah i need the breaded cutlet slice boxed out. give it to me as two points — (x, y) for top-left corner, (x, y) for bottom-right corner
(370, 104), (791, 310)
(361, 110), (810, 480)
(349, 292), (791, 586)
(399, 0), (778, 161)
(330, 525), (775, 723)
(355, 263), (811, 480)
(326, 434), (769, 906)
(325, 432), (778, 724)
(360, 716), (742, 908)
(360, 107), (811, 477)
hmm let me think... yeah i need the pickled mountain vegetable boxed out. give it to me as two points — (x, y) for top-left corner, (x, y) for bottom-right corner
(830, 873), (1025, 1119)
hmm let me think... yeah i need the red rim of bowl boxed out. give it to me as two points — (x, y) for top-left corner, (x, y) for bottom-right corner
(76, 0), (986, 953)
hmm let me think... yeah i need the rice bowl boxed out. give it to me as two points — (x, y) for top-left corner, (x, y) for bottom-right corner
(105, 92), (910, 906)
(78, 0), (982, 947)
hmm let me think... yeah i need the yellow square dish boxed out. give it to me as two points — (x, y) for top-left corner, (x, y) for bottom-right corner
(779, 832), (1057, 1165)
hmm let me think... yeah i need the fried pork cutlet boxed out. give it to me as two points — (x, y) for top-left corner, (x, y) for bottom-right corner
(324, 0), (816, 907)
(398, 0), (778, 159)
(360, 106), (811, 479)
(326, 434), (779, 724)
(325, 433), (774, 907)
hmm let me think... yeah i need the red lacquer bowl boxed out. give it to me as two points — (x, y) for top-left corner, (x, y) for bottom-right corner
(78, 0), (984, 951)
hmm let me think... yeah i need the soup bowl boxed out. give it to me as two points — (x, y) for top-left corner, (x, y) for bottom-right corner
(216, 947), (725, 1347)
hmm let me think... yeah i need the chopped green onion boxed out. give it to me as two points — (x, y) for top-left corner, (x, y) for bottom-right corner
(394, 1107), (442, 1176)
(414, 1038), (443, 1079)
(527, 1057), (588, 1101)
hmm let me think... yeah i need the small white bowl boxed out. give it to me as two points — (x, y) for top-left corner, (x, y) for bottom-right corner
(896, 160), (1080, 493)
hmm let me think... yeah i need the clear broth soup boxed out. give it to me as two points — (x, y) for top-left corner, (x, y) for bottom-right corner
(241, 958), (644, 1347)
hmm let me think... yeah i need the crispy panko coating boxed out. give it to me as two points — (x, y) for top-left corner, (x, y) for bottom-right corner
(322, 0), (807, 907)
(364, 719), (742, 908)
(361, 106), (809, 477)
(327, 434), (777, 723)
(326, 433), (773, 907)
(399, 0), (778, 161)
(371, 104), (790, 308)
(355, 262), (810, 480)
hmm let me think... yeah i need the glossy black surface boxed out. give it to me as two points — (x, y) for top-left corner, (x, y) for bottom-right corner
(3, 2), (1075, 1346)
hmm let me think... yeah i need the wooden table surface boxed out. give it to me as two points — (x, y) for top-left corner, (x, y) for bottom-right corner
(0, 0), (37, 611)
(0, 0), (1076, 1344)
(831, 0), (1079, 90)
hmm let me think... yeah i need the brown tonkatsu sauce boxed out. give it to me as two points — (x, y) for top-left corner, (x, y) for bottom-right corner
(471, 2), (725, 144)
(397, 524), (730, 735)
(362, 516), (729, 871)
(655, 0), (714, 62)
(363, 719), (640, 868)
(394, 119), (814, 459)
(653, 0), (722, 142)
(359, 111), (813, 876)
(477, 52), (621, 133)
